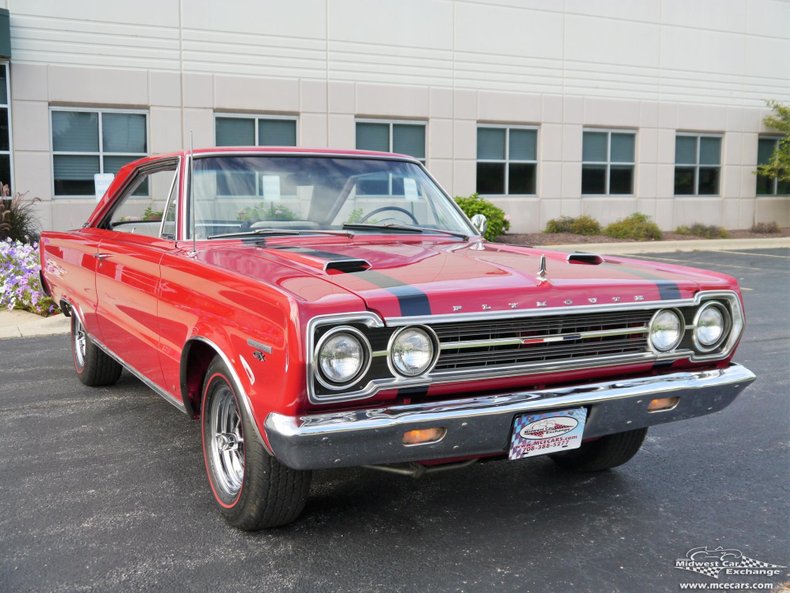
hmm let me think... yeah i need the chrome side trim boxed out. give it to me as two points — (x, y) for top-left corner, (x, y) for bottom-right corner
(189, 336), (269, 451)
(90, 337), (187, 414)
(265, 364), (756, 470)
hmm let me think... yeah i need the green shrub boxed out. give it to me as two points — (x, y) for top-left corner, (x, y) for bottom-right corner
(751, 221), (780, 234)
(604, 213), (663, 241)
(544, 215), (601, 235)
(454, 193), (510, 241)
(237, 202), (298, 222)
(0, 193), (40, 243)
(675, 223), (729, 239)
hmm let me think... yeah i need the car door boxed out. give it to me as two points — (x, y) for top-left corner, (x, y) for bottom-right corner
(93, 159), (180, 391)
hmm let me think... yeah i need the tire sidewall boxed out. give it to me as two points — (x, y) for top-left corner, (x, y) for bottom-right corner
(201, 367), (249, 513)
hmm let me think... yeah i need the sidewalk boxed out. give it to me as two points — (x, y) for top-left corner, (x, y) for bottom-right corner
(536, 236), (790, 254)
(0, 310), (70, 339)
(1, 236), (787, 339)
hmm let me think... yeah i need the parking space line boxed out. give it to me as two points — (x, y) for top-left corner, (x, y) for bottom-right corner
(635, 255), (763, 272)
(715, 249), (790, 259)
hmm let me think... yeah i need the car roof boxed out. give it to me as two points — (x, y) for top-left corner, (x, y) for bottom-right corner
(140, 146), (416, 162)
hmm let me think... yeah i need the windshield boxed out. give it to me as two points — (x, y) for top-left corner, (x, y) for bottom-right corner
(187, 155), (473, 239)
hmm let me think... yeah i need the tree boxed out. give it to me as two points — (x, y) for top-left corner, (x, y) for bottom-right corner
(757, 100), (790, 183)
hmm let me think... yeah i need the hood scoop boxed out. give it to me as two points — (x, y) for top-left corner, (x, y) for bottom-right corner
(567, 252), (605, 265)
(324, 258), (371, 274)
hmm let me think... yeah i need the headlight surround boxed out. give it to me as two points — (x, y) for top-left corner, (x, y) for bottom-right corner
(693, 302), (730, 352)
(315, 327), (371, 389)
(649, 309), (684, 352)
(388, 326), (439, 377)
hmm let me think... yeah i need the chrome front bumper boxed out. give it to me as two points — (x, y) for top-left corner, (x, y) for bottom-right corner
(264, 364), (755, 470)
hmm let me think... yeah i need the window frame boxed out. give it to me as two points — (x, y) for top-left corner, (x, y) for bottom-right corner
(50, 106), (149, 198)
(673, 132), (723, 196)
(214, 113), (298, 147)
(581, 128), (636, 196)
(476, 123), (538, 196)
(355, 118), (427, 164)
(756, 135), (787, 197)
(0, 62), (13, 193)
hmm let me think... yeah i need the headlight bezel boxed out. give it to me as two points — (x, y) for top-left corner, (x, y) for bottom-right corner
(648, 308), (684, 353)
(692, 301), (731, 353)
(314, 325), (372, 390)
(387, 325), (440, 378)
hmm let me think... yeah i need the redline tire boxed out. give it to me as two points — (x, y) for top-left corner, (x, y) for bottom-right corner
(550, 427), (648, 472)
(200, 356), (311, 530)
(71, 315), (122, 387)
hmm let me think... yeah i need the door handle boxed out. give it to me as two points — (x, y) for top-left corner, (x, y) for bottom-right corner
(94, 252), (112, 260)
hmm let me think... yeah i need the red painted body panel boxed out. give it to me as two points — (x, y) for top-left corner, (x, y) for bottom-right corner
(40, 149), (745, 443)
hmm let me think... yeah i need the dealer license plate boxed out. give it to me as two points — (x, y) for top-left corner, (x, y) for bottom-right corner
(508, 407), (588, 460)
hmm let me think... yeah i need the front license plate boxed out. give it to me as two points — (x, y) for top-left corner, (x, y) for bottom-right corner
(509, 407), (587, 460)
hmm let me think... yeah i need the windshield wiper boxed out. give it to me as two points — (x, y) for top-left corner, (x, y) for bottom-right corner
(342, 223), (468, 240)
(208, 229), (353, 240)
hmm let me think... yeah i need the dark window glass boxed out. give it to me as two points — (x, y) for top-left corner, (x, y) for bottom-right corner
(508, 163), (536, 194)
(103, 113), (147, 153)
(609, 165), (633, 194)
(675, 136), (697, 165)
(477, 128), (506, 160)
(0, 66), (7, 104)
(674, 167), (695, 195)
(476, 162), (505, 194)
(778, 179), (790, 195)
(581, 165), (606, 194)
(216, 117), (255, 146)
(53, 155), (100, 196)
(259, 119), (296, 146)
(756, 175), (773, 196)
(583, 132), (607, 162)
(356, 123), (389, 152)
(698, 168), (719, 195)
(0, 107), (8, 151)
(393, 124), (425, 160)
(0, 155), (10, 193)
(52, 112), (99, 152)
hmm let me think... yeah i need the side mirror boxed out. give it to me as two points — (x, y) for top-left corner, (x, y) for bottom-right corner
(470, 213), (488, 236)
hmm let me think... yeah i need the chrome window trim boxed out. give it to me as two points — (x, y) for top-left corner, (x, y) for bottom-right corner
(306, 291), (744, 405)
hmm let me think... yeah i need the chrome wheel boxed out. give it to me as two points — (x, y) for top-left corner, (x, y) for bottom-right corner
(73, 317), (87, 368)
(207, 384), (245, 499)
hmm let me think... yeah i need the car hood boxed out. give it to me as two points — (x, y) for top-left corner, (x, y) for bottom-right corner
(200, 238), (736, 319)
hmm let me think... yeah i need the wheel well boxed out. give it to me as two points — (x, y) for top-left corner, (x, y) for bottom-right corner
(180, 340), (218, 418)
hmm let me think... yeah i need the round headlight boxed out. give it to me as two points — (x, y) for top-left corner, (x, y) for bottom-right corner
(317, 328), (369, 387)
(694, 303), (728, 351)
(649, 309), (683, 352)
(389, 326), (437, 377)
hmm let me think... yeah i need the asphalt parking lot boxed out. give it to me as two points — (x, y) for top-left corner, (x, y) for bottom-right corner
(1, 248), (788, 593)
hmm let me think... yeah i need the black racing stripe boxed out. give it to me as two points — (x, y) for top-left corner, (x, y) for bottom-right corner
(350, 270), (432, 316)
(603, 262), (681, 301)
(656, 280), (681, 300)
(277, 246), (432, 317)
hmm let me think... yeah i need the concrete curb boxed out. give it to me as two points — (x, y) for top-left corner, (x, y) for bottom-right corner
(534, 236), (790, 255)
(0, 310), (71, 340)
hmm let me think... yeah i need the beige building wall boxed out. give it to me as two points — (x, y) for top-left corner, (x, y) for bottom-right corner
(4, 0), (790, 232)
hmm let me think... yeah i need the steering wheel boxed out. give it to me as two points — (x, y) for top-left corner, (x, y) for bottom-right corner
(359, 206), (419, 225)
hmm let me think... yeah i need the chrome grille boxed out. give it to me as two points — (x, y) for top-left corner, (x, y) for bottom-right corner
(432, 310), (654, 372)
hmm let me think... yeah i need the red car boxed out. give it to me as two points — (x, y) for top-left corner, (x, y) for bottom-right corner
(39, 148), (755, 530)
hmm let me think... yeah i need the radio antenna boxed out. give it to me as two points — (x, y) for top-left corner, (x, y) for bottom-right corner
(189, 131), (197, 257)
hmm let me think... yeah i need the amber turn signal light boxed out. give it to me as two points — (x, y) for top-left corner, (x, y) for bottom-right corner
(647, 396), (680, 412)
(402, 427), (446, 445)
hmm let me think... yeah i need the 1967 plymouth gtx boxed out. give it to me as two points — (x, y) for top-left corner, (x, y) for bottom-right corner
(40, 148), (755, 530)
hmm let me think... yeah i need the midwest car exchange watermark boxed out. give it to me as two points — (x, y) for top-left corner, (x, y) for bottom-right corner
(674, 546), (786, 590)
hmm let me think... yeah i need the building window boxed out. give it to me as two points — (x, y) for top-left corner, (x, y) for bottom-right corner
(756, 136), (789, 196)
(674, 134), (721, 196)
(356, 120), (426, 163)
(0, 63), (11, 195)
(51, 109), (147, 196)
(476, 126), (537, 194)
(582, 130), (635, 195)
(215, 115), (297, 147)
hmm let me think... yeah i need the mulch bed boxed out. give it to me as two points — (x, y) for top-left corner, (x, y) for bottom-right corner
(497, 229), (790, 246)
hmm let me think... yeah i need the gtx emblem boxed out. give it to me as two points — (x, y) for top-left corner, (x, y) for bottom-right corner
(452, 305), (463, 312)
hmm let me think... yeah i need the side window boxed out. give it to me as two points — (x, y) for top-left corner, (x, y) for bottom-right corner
(108, 164), (178, 237)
